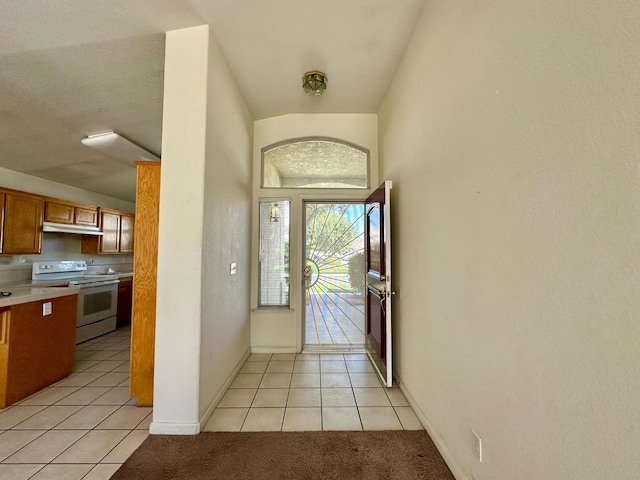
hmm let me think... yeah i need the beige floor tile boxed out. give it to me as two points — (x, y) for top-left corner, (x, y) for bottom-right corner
(385, 388), (410, 406)
(30, 463), (93, 479)
(52, 430), (128, 464)
(229, 374), (263, 389)
(259, 373), (292, 388)
(320, 361), (347, 373)
(359, 407), (403, 431)
(321, 388), (356, 407)
(293, 362), (320, 373)
(295, 354), (319, 362)
(19, 387), (79, 406)
(0, 406), (46, 429)
(322, 407), (362, 431)
(14, 406), (82, 430)
(239, 361), (268, 374)
(265, 361), (294, 373)
(83, 361), (127, 373)
(0, 430), (46, 461)
(286, 388), (321, 407)
(71, 360), (101, 373)
(202, 408), (248, 432)
(88, 372), (129, 387)
(353, 388), (391, 407)
(101, 430), (148, 463)
(4, 430), (87, 463)
(344, 353), (368, 361)
(83, 463), (122, 480)
(271, 353), (296, 361)
(54, 373), (106, 388)
(90, 387), (132, 406)
(349, 373), (382, 388)
(320, 373), (351, 388)
(0, 464), (44, 480)
(55, 387), (112, 406)
(105, 351), (130, 361)
(320, 354), (345, 362)
(95, 406), (152, 430)
(83, 351), (120, 361)
(54, 406), (119, 430)
(241, 408), (284, 431)
(252, 389), (288, 407)
(111, 361), (130, 373)
(247, 353), (271, 362)
(394, 407), (423, 430)
(117, 378), (130, 388)
(282, 408), (322, 431)
(217, 389), (256, 408)
(135, 413), (152, 431)
(345, 360), (375, 373)
(290, 373), (321, 388)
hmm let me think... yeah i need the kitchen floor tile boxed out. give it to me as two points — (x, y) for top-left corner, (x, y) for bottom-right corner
(84, 351), (120, 362)
(241, 408), (284, 432)
(320, 361), (347, 373)
(54, 373), (106, 388)
(83, 361), (126, 373)
(239, 361), (268, 374)
(105, 351), (130, 361)
(0, 464), (44, 480)
(344, 353), (368, 361)
(286, 388), (321, 407)
(321, 388), (356, 407)
(0, 406), (47, 429)
(345, 360), (375, 373)
(19, 387), (80, 406)
(247, 353), (271, 362)
(271, 353), (296, 361)
(290, 373), (320, 388)
(259, 373), (292, 388)
(101, 430), (148, 463)
(90, 387), (132, 406)
(13, 406), (82, 430)
(0, 430), (46, 462)
(320, 354), (345, 362)
(385, 388), (410, 407)
(95, 406), (152, 430)
(111, 361), (130, 373)
(295, 353), (319, 362)
(71, 360), (101, 373)
(282, 408), (322, 431)
(394, 407), (423, 430)
(4, 430), (87, 463)
(322, 407), (362, 431)
(217, 389), (257, 408)
(359, 407), (403, 430)
(52, 430), (128, 464)
(348, 373), (382, 388)
(265, 361), (294, 373)
(30, 463), (93, 480)
(320, 373), (351, 388)
(54, 406), (120, 430)
(88, 372), (129, 387)
(55, 387), (112, 406)
(135, 413), (152, 431)
(293, 362), (320, 373)
(83, 463), (122, 480)
(229, 374), (263, 389)
(251, 389), (288, 408)
(352, 388), (391, 407)
(202, 408), (248, 432)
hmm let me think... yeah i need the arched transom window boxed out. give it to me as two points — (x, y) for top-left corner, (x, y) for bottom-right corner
(261, 137), (369, 189)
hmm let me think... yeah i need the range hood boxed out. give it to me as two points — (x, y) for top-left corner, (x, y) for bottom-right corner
(43, 222), (104, 236)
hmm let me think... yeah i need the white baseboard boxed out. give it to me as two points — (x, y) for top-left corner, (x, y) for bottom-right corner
(149, 421), (200, 435)
(251, 346), (297, 354)
(198, 348), (252, 429)
(395, 375), (469, 480)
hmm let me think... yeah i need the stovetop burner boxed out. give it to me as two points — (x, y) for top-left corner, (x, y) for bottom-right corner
(31, 260), (119, 287)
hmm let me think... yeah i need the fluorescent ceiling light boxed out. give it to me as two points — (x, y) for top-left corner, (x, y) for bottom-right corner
(81, 131), (160, 162)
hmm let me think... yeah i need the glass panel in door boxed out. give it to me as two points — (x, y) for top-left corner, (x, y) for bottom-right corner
(303, 202), (366, 350)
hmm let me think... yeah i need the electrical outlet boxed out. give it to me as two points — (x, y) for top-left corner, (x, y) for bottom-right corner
(42, 302), (52, 316)
(472, 430), (483, 463)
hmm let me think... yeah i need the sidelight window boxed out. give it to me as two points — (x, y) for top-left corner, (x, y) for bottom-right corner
(258, 200), (291, 307)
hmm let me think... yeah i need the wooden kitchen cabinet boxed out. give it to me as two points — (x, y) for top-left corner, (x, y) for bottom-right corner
(0, 295), (77, 408)
(44, 198), (98, 227)
(81, 208), (134, 254)
(0, 189), (43, 255)
(117, 276), (133, 326)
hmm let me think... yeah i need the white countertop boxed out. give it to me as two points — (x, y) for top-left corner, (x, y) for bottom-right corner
(0, 285), (78, 308)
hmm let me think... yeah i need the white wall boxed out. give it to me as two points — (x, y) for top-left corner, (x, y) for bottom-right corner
(378, 1), (640, 479)
(199, 29), (253, 421)
(251, 114), (377, 351)
(151, 25), (208, 434)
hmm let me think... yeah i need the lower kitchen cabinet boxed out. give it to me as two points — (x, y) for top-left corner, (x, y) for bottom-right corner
(0, 295), (77, 408)
(117, 276), (133, 326)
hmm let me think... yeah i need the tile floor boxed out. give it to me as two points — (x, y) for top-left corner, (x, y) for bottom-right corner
(203, 352), (423, 432)
(0, 327), (150, 480)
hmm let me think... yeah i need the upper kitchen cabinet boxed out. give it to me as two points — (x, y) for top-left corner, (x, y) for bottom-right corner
(81, 208), (134, 255)
(0, 189), (44, 255)
(44, 198), (98, 227)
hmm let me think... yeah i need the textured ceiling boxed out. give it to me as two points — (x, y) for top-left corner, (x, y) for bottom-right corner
(0, 0), (426, 201)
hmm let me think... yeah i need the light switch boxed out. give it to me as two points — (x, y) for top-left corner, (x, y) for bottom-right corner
(42, 302), (52, 316)
(230, 262), (237, 275)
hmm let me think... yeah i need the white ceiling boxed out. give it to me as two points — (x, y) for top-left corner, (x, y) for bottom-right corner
(0, 0), (426, 202)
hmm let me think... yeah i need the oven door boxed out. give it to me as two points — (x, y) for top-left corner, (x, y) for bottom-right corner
(77, 282), (118, 327)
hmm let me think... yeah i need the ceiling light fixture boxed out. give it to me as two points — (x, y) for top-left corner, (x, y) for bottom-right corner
(302, 70), (328, 95)
(81, 131), (160, 162)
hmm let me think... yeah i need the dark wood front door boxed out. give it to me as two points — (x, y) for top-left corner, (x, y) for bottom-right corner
(365, 181), (393, 386)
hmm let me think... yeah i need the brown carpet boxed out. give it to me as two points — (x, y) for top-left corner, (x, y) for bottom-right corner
(111, 431), (455, 480)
